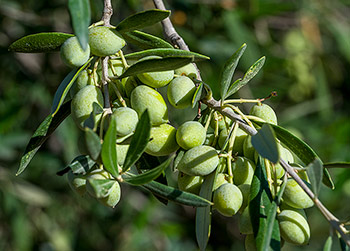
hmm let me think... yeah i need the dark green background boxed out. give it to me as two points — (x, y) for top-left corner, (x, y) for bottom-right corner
(1, 0), (350, 250)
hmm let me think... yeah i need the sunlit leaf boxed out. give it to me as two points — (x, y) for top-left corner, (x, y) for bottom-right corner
(51, 57), (93, 117)
(8, 32), (73, 53)
(123, 48), (209, 61)
(323, 162), (350, 169)
(122, 30), (173, 49)
(219, 43), (246, 102)
(323, 235), (333, 251)
(101, 114), (118, 177)
(68, 0), (90, 50)
(251, 124), (279, 164)
(57, 155), (96, 176)
(17, 101), (71, 176)
(123, 156), (174, 185)
(116, 9), (170, 33)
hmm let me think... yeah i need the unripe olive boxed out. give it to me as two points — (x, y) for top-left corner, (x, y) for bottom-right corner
(88, 26), (125, 57)
(210, 112), (232, 131)
(245, 234), (257, 251)
(60, 36), (90, 68)
(174, 63), (197, 79)
(167, 76), (196, 109)
(67, 170), (86, 196)
(70, 70), (98, 98)
(71, 85), (104, 129)
(124, 76), (138, 98)
(250, 103), (278, 125)
(243, 135), (256, 161)
(85, 169), (111, 198)
(177, 172), (204, 194)
(239, 206), (253, 234)
(232, 157), (256, 185)
(145, 123), (179, 156)
(98, 180), (121, 208)
(278, 209), (310, 245)
(110, 59), (125, 76)
(113, 107), (139, 136)
(213, 183), (243, 217)
(238, 183), (251, 212)
(176, 121), (206, 150)
(116, 143), (129, 167)
(130, 85), (168, 125)
(213, 173), (228, 191)
(177, 145), (219, 176)
(272, 145), (294, 179)
(137, 56), (174, 88)
(282, 179), (314, 209)
(218, 127), (247, 154)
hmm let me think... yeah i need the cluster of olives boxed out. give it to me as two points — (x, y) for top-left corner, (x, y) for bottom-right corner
(62, 25), (312, 249)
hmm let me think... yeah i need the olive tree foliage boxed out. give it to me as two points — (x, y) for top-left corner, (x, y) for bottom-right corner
(9, 0), (350, 250)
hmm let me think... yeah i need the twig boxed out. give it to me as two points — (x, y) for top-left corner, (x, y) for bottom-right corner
(153, 0), (350, 247)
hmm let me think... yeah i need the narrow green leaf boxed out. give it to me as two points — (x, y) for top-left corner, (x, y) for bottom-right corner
(116, 9), (170, 33)
(306, 158), (323, 197)
(251, 124), (279, 164)
(225, 56), (265, 98)
(196, 172), (215, 251)
(173, 150), (185, 170)
(252, 120), (335, 189)
(122, 110), (151, 171)
(57, 155), (96, 176)
(17, 101), (71, 176)
(101, 114), (118, 177)
(68, 0), (90, 50)
(85, 128), (101, 161)
(122, 30), (173, 49)
(340, 237), (350, 251)
(192, 82), (204, 108)
(123, 156), (174, 185)
(123, 48), (209, 61)
(8, 32), (73, 53)
(142, 180), (212, 207)
(219, 43), (247, 102)
(323, 162), (350, 169)
(323, 235), (333, 251)
(249, 157), (280, 251)
(87, 179), (116, 198)
(51, 57), (93, 116)
(119, 57), (193, 79)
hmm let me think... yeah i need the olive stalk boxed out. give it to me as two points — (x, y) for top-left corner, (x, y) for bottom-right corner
(152, 0), (350, 246)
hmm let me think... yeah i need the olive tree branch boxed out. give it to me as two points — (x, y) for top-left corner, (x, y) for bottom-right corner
(153, 0), (350, 246)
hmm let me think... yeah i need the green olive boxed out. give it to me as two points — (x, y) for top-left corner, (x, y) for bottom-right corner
(130, 85), (168, 125)
(243, 135), (256, 161)
(60, 36), (90, 68)
(174, 63), (197, 79)
(98, 181), (121, 208)
(176, 121), (206, 150)
(116, 143), (129, 167)
(177, 172), (204, 194)
(213, 183), (243, 217)
(70, 70), (98, 98)
(167, 76), (196, 109)
(210, 112), (232, 131)
(88, 26), (125, 57)
(67, 170), (86, 196)
(213, 173), (228, 191)
(145, 123), (179, 156)
(113, 107), (139, 136)
(232, 157), (256, 185)
(282, 178), (314, 209)
(250, 103), (277, 125)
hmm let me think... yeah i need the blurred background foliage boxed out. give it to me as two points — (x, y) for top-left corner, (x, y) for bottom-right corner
(1, 0), (350, 250)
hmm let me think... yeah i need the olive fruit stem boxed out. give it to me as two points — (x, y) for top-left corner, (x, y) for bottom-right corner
(226, 122), (239, 184)
(223, 98), (262, 104)
(118, 50), (129, 68)
(110, 81), (127, 107)
(226, 104), (254, 128)
(89, 21), (104, 28)
(153, 0), (350, 245)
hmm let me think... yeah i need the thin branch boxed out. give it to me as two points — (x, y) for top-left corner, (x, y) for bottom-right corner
(153, 0), (350, 247)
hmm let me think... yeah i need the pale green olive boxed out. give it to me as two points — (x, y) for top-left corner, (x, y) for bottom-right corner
(167, 76), (196, 109)
(174, 63), (197, 79)
(88, 26), (125, 57)
(85, 168), (111, 198)
(67, 170), (86, 196)
(177, 145), (219, 176)
(177, 172), (204, 194)
(176, 121), (206, 150)
(243, 135), (256, 161)
(113, 107), (139, 136)
(60, 36), (90, 68)
(130, 85), (168, 125)
(238, 183), (251, 212)
(213, 183), (243, 217)
(282, 179), (314, 209)
(250, 103), (277, 125)
(71, 85), (104, 129)
(213, 173), (228, 191)
(70, 70), (98, 98)
(278, 209), (310, 245)
(116, 143), (129, 167)
(232, 157), (256, 185)
(98, 181), (121, 208)
(145, 123), (179, 156)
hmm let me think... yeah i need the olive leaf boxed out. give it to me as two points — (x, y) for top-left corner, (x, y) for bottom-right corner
(306, 158), (323, 197)
(119, 57), (193, 79)
(122, 48), (209, 61)
(85, 128), (101, 161)
(51, 57), (93, 117)
(196, 171), (216, 251)
(192, 82), (204, 108)
(83, 102), (104, 130)
(122, 30), (173, 49)
(249, 157), (281, 251)
(116, 9), (170, 33)
(251, 124), (279, 164)
(252, 120), (335, 189)
(122, 110), (151, 172)
(68, 0), (90, 50)
(101, 114), (118, 177)
(57, 155), (96, 176)
(17, 101), (71, 176)
(8, 32), (73, 53)
(123, 155), (174, 185)
(219, 43), (247, 103)
(86, 179), (116, 198)
(323, 235), (333, 251)
(323, 162), (350, 169)
(142, 180), (212, 207)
